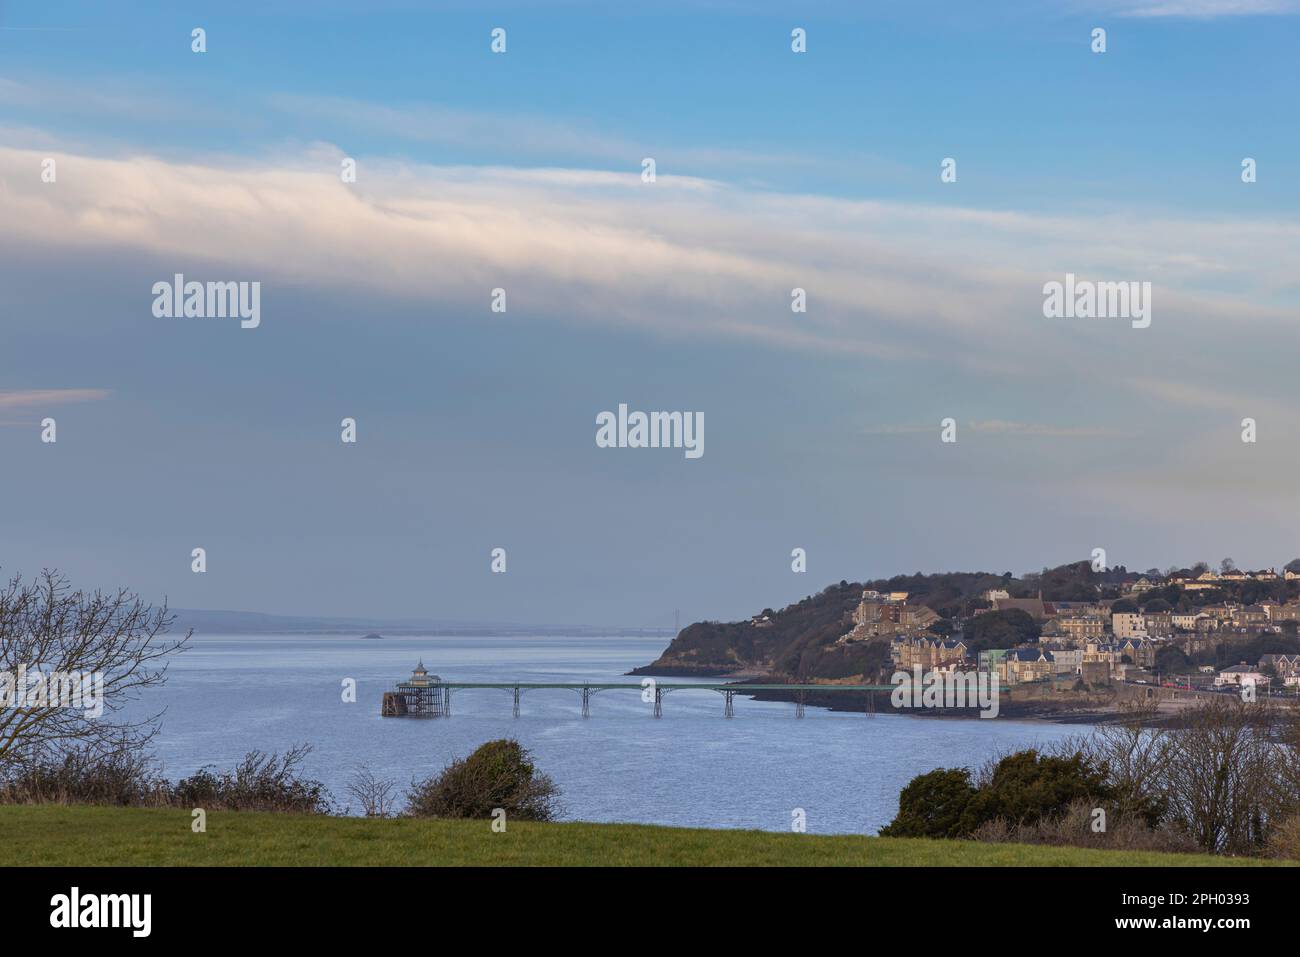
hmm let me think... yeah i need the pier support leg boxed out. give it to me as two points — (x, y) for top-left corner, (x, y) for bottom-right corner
(582, 685), (591, 718)
(867, 690), (875, 718)
(795, 692), (805, 719)
(654, 687), (662, 719)
(443, 687), (451, 718)
(513, 686), (520, 718)
(724, 690), (735, 718)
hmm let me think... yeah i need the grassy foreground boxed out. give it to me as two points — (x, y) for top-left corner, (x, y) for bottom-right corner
(0, 805), (1287, 866)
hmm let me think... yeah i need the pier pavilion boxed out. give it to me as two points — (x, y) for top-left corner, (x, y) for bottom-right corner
(381, 660), (450, 717)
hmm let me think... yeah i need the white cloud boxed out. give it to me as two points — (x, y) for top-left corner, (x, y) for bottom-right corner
(2, 140), (1299, 423)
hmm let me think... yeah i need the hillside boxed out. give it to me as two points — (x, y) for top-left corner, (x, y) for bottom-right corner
(633, 570), (1025, 679)
(632, 561), (1300, 680)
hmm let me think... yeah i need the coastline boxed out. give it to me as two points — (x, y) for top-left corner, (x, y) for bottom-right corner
(626, 666), (1171, 726)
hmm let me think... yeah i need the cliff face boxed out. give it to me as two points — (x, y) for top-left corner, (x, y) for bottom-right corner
(632, 580), (891, 680)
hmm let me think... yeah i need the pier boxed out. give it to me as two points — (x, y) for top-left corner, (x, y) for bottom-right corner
(381, 662), (897, 719)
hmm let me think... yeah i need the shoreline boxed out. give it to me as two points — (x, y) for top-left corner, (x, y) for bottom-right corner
(626, 666), (1177, 726)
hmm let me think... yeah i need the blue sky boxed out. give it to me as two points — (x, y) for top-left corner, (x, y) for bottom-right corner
(8, 1), (1300, 214)
(3, 1), (1300, 626)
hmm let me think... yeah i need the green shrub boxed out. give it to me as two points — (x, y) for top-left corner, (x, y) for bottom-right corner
(406, 739), (559, 821)
(879, 767), (977, 839)
(959, 750), (1112, 832)
(882, 749), (1111, 839)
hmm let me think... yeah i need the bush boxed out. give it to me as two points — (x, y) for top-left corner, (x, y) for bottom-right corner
(882, 749), (1111, 839)
(346, 766), (399, 818)
(960, 750), (1111, 832)
(1268, 814), (1300, 860)
(406, 739), (559, 821)
(971, 799), (1198, 854)
(0, 742), (330, 813)
(888, 701), (1300, 857)
(879, 767), (977, 839)
(170, 745), (331, 813)
(0, 741), (167, 807)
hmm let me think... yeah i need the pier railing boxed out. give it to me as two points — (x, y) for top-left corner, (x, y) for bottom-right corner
(382, 681), (902, 719)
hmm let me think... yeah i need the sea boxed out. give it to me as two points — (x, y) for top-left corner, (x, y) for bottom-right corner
(124, 634), (1085, 834)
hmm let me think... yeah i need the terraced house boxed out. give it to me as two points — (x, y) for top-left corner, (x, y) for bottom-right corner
(1052, 615), (1105, 641)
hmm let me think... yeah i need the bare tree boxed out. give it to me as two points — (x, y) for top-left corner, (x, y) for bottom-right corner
(0, 570), (190, 767)
(346, 765), (398, 818)
(1084, 704), (1176, 825)
(1161, 698), (1280, 854)
(1267, 705), (1300, 830)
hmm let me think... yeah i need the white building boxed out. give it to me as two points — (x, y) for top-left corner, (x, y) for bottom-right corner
(1112, 612), (1148, 639)
(1214, 665), (1269, 689)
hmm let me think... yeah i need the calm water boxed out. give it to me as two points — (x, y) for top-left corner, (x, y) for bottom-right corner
(126, 634), (1084, 834)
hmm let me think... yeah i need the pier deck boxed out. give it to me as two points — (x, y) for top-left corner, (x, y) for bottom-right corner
(383, 680), (903, 719)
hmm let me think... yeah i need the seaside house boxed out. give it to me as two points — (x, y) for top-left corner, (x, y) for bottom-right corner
(1214, 665), (1268, 690)
(1003, 648), (1055, 684)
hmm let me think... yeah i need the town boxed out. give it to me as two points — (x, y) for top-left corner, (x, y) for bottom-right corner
(832, 561), (1300, 696)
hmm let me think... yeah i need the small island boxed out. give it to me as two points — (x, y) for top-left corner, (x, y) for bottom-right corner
(360, 632), (384, 640)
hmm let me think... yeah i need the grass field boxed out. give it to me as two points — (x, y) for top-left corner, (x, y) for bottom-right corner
(0, 805), (1286, 866)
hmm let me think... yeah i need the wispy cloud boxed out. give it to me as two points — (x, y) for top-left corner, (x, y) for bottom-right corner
(0, 389), (110, 425)
(968, 420), (1128, 437)
(0, 74), (179, 120)
(265, 92), (887, 182)
(0, 389), (110, 410)
(267, 93), (635, 163)
(861, 424), (934, 435)
(1127, 378), (1297, 426)
(864, 421), (1128, 437)
(1103, 0), (1299, 16)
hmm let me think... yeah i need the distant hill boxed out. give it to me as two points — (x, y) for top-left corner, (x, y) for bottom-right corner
(168, 608), (672, 638)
